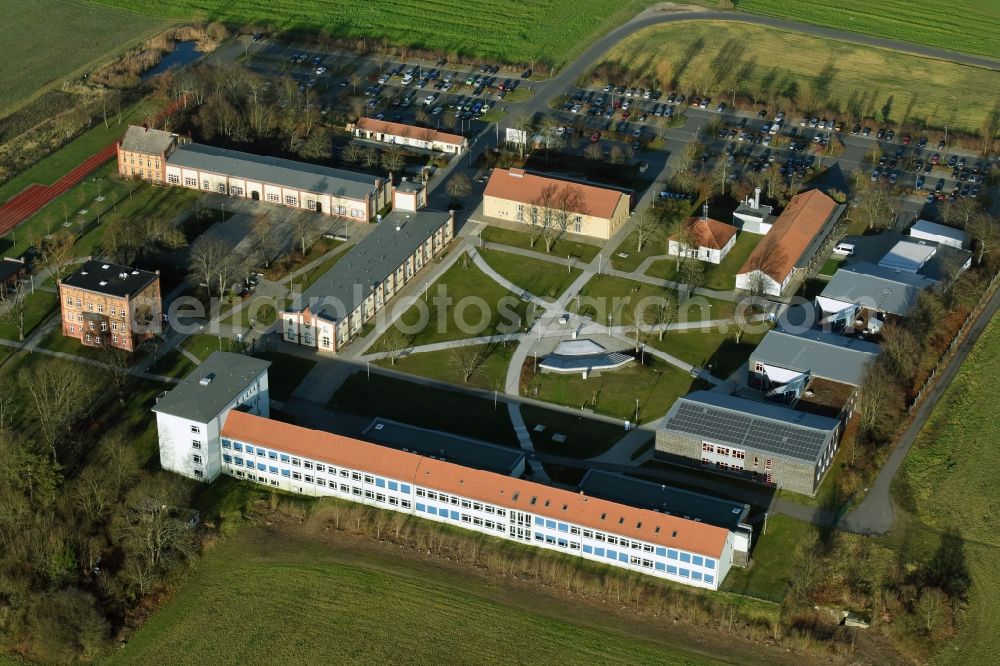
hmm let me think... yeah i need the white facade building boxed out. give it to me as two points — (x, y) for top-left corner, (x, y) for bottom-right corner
(152, 352), (270, 482)
(908, 219), (969, 249)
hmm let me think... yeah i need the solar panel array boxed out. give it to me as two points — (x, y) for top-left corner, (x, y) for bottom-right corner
(666, 401), (830, 463)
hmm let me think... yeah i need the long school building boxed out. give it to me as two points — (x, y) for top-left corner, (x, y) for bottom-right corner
(219, 410), (736, 590)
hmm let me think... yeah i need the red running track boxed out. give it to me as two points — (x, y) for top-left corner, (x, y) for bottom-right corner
(0, 142), (118, 236)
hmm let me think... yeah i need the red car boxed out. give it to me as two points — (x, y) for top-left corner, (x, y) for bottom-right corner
(622, 110), (630, 120)
(590, 132), (601, 143)
(902, 134), (911, 145)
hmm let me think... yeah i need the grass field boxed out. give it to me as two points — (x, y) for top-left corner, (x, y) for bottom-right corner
(573, 274), (737, 325)
(649, 328), (766, 379)
(2, 0), (167, 114)
(93, 0), (652, 68)
(481, 226), (601, 263)
(598, 21), (1000, 135)
(721, 514), (813, 603)
(734, 0), (1000, 60)
(645, 234), (763, 292)
(479, 248), (582, 301)
(896, 316), (1000, 664)
(374, 342), (515, 391)
(109, 525), (747, 665)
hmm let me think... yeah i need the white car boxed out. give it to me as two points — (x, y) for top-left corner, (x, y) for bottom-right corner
(423, 94), (437, 105)
(314, 66), (326, 75)
(401, 74), (413, 85)
(377, 74), (389, 84)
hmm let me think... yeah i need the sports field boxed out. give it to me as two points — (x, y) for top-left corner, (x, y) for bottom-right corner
(91, 0), (650, 67)
(109, 526), (740, 665)
(898, 315), (1000, 664)
(598, 21), (1000, 135)
(2, 0), (166, 114)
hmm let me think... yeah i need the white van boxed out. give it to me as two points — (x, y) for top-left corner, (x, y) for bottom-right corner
(833, 242), (855, 256)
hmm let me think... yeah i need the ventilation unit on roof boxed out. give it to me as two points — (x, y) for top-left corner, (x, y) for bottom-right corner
(99, 281), (108, 286)
(374, 423), (384, 431)
(131, 270), (140, 275)
(119, 273), (128, 279)
(199, 373), (215, 386)
(101, 264), (110, 269)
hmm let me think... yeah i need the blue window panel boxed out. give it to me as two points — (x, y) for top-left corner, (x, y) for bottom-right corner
(269, 466), (279, 474)
(268, 451), (277, 460)
(679, 568), (690, 578)
(534, 517), (544, 526)
(234, 457), (243, 465)
(655, 547), (666, 557)
(221, 439), (231, 449)
(375, 478), (386, 488)
(233, 443), (243, 452)
(557, 538), (567, 547)
(667, 549), (678, 560)
(583, 545), (593, 554)
(705, 558), (715, 570)
(692, 555), (703, 566)
(680, 552), (691, 563)
(427, 506), (437, 515)
(401, 484), (411, 494)
(692, 571), (702, 581)
(388, 481), (398, 491)
(280, 454), (290, 463)
(655, 562), (665, 572)
(256, 463), (266, 471)
(666, 565), (677, 575)
(281, 469), (290, 477)
(606, 549), (617, 560)
(705, 575), (714, 584)
(535, 533), (544, 541)
(222, 454), (232, 463)
(450, 510), (460, 520)
(595, 547), (605, 557)
(545, 519), (556, 529)
(557, 523), (569, 533)
(618, 553), (628, 563)
(416, 503), (426, 512)
(244, 445), (254, 454)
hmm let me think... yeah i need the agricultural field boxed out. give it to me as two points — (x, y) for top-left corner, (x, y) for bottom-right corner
(92, 0), (652, 67)
(596, 21), (1000, 136)
(734, 0), (1000, 60)
(897, 316), (1000, 664)
(3, 0), (167, 114)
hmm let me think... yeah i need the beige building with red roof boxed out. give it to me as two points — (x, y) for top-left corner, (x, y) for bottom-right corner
(351, 118), (468, 154)
(482, 168), (631, 240)
(668, 205), (738, 264)
(735, 189), (845, 296)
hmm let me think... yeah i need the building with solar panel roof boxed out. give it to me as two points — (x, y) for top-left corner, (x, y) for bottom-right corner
(656, 391), (842, 496)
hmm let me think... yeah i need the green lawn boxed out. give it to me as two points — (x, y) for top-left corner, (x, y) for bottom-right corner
(33, 325), (106, 360)
(2, 0), (167, 114)
(481, 226), (601, 263)
(896, 316), (1000, 663)
(252, 351), (315, 402)
(182, 333), (241, 361)
(93, 0), (655, 68)
(573, 274), (736, 326)
(220, 297), (290, 328)
(108, 525), (738, 665)
(721, 514), (814, 603)
(645, 233), (762, 292)
(329, 371), (518, 446)
(376, 259), (529, 347)
(649, 328), (767, 379)
(609, 228), (669, 273)
(819, 256), (845, 276)
(597, 20), (1000, 135)
(479, 247), (582, 301)
(524, 357), (700, 425)
(0, 291), (57, 342)
(522, 404), (628, 459)
(374, 342), (515, 391)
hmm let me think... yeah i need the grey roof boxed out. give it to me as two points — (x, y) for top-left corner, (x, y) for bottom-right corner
(662, 391), (840, 464)
(120, 125), (177, 155)
(152, 352), (270, 423)
(750, 328), (879, 386)
(169, 143), (381, 201)
(395, 179), (424, 193)
(578, 470), (749, 530)
(733, 201), (774, 218)
(820, 262), (936, 316)
(909, 219), (968, 247)
(362, 418), (524, 476)
(61, 260), (158, 298)
(294, 209), (452, 320)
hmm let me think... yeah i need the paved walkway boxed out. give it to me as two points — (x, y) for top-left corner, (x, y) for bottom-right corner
(358, 332), (524, 362)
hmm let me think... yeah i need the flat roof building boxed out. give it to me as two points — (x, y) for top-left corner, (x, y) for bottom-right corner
(735, 189), (845, 296)
(749, 328), (879, 388)
(657, 390), (842, 496)
(351, 118), (468, 154)
(908, 219), (969, 250)
(817, 261), (937, 331)
(361, 418), (526, 477)
(483, 167), (631, 240)
(732, 187), (776, 234)
(282, 208), (455, 353)
(214, 410), (744, 589)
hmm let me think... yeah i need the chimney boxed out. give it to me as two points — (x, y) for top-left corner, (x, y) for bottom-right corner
(702, 201), (709, 220)
(753, 187), (761, 209)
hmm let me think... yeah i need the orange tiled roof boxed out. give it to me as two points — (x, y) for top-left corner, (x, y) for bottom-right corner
(221, 411), (729, 557)
(354, 117), (466, 146)
(678, 217), (737, 250)
(738, 189), (837, 282)
(483, 168), (627, 219)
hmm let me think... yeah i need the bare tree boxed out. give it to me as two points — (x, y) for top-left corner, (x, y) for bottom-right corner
(0, 281), (29, 341)
(97, 338), (131, 404)
(741, 236), (786, 304)
(445, 173), (472, 201)
(678, 257), (705, 297)
(342, 143), (365, 165)
(188, 235), (239, 300)
(362, 146), (380, 169)
(632, 207), (660, 253)
(380, 327), (408, 365)
(288, 214), (318, 257)
(509, 114), (532, 159)
(584, 143), (603, 160)
(857, 362), (903, 442)
(967, 211), (1000, 269)
(0, 382), (15, 428)
(381, 145), (405, 173)
(251, 214), (283, 269)
(36, 231), (75, 283)
(449, 345), (487, 383)
(546, 185), (587, 252)
(20, 361), (97, 464)
(853, 173), (896, 231)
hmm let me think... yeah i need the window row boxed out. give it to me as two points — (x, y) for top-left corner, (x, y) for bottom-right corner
(414, 504), (507, 532)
